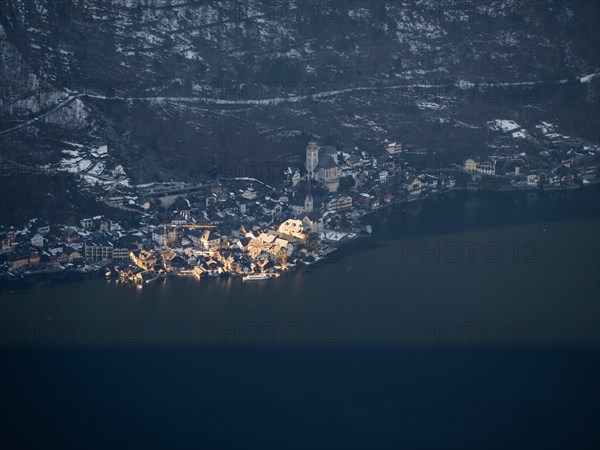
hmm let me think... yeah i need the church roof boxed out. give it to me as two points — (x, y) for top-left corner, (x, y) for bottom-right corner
(319, 155), (338, 169)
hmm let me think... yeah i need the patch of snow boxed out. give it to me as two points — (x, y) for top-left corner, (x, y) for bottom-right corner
(580, 73), (600, 83)
(512, 130), (528, 139)
(348, 8), (371, 20)
(78, 159), (93, 171)
(488, 119), (521, 132)
(416, 101), (442, 110)
(456, 80), (475, 89)
(320, 230), (347, 242)
(88, 162), (105, 176)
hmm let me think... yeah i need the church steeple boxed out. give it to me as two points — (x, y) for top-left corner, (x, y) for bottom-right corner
(305, 141), (319, 180)
(304, 177), (314, 212)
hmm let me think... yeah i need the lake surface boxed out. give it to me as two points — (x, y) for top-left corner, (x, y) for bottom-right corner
(1, 187), (599, 450)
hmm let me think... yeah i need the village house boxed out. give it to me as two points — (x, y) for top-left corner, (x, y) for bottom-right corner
(562, 172), (576, 185)
(479, 160), (496, 176)
(527, 173), (538, 186)
(171, 214), (187, 226)
(112, 247), (131, 262)
(198, 230), (221, 251)
(185, 229), (203, 247)
(130, 250), (157, 271)
(205, 194), (217, 206)
(266, 202), (284, 216)
(99, 218), (111, 231)
(464, 159), (478, 172)
(302, 214), (324, 234)
(278, 219), (306, 240)
(31, 219), (50, 235)
(165, 255), (188, 272)
(9, 250), (41, 271)
(152, 227), (166, 246)
(1, 237), (13, 253)
(80, 217), (94, 230)
(419, 174), (439, 189)
(465, 158), (496, 175)
(288, 199), (302, 216)
(56, 252), (69, 266)
(31, 233), (44, 247)
(220, 199), (238, 214)
(548, 174), (561, 186)
(292, 170), (301, 186)
(244, 231), (292, 263)
(326, 196), (353, 213)
(353, 193), (375, 208)
(386, 142), (403, 155)
(67, 230), (84, 244)
(167, 228), (180, 246)
(537, 172), (548, 184)
(180, 208), (191, 220)
(345, 154), (363, 170)
(404, 177), (423, 196)
(105, 195), (124, 207)
(581, 163), (599, 180)
(382, 158), (397, 171)
(64, 247), (83, 264)
(241, 188), (258, 200)
(205, 236), (221, 252)
(84, 240), (114, 262)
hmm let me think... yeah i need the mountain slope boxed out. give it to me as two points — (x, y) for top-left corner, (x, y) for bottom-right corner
(1, 0), (599, 183)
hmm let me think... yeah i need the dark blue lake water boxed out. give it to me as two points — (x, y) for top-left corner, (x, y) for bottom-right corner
(1, 187), (599, 450)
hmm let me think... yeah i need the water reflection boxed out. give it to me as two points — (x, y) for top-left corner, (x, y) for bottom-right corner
(1, 188), (598, 348)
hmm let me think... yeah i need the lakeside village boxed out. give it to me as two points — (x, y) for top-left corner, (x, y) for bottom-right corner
(2, 132), (600, 286)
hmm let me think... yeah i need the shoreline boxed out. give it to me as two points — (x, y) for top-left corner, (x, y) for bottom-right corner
(2, 181), (599, 290)
(348, 177), (599, 223)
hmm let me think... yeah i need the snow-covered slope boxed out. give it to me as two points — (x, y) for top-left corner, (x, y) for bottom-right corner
(1, 0), (598, 181)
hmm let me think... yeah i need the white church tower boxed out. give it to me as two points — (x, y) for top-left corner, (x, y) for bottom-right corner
(304, 177), (314, 213)
(304, 193), (313, 213)
(305, 141), (319, 179)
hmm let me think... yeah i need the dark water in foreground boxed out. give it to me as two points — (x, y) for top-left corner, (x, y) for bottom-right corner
(1, 188), (599, 450)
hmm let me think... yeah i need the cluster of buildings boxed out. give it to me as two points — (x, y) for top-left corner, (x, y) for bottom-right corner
(0, 199), (335, 284)
(463, 144), (600, 190)
(464, 159), (497, 176)
(2, 137), (599, 284)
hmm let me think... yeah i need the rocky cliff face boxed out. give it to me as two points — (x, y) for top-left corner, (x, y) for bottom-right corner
(1, 0), (599, 182)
